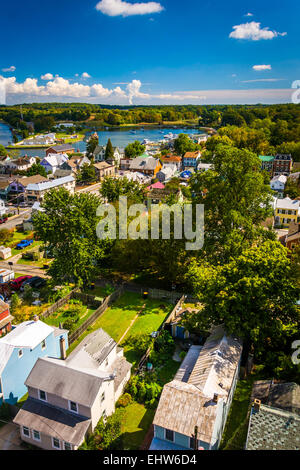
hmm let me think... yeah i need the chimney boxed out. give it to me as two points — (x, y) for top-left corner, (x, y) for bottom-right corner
(212, 393), (218, 404)
(60, 335), (66, 360)
(33, 315), (39, 322)
(253, 398), (261, 412)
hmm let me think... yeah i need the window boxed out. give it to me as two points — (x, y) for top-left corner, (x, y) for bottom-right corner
(165, 429), (174, 442)
(41, 339), (46, 350)
(32, 430), (41, 441)
(105, 359), (109, 367)
(22, 426), (30, 437)
(52, 437), (60, 449)
(18, 349), (23, 358)
(101, 392), (105, 403)
(102, 410), (107, 420)
(64, 441), (72, 451)
(39, 390), (47, 401)
(69, 401), (78, 413)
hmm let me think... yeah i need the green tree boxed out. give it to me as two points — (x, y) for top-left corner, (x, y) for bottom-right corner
(99, 177), (146, 203)
(76, 163), (96, 183)
(184, 241), (300, 344)
(86, 134), (99, 159)
(33, 188), (112, 285)
(124, 141), (145, 158)
(174, 134), (198, 156)
(105, 138), (114, 161)
(26, 163), (48, 178)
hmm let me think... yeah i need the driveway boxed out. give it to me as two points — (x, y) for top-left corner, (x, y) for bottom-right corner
(0, 422), (25, 450)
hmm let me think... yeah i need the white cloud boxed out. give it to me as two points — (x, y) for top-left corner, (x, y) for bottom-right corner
(41, 73), (54, 80)
(245, 12), (253, 17)
(82, 72), (91, 79)
(253, 64), (272, 71)
(241, 78), (286, 83)
(127, 79), (150, 104)
(2, 66), (16, 72)
(95, 0), (164, 17)
(229, 21), (287, 40)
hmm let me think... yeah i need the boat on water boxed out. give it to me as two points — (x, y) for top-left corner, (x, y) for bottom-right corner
(163, 132), (176, 139)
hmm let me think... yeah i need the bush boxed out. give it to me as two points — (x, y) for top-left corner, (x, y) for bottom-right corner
(117, 393), (132, 408)
(179, 351), (187, 361)
(10, 293), (21, 313)
(126, 375), (162, 407)
(0, 228), (13, 245)
(23, 284), (33, 303)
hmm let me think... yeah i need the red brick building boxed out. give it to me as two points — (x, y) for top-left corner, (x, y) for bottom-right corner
(0, 299), (13, 337)
(272, 154), (293, 177)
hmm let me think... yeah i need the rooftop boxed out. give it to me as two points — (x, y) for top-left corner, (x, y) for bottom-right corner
(246, 404), (300, 450)
(0, 319), (53, 349)
(26, 175), (74, 192)
(259, 155), (274, 162)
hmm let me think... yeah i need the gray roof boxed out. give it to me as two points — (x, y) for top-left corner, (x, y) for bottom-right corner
(26, 175), (74, 191)
(246, 404), (300, 450)
(251, 381), (300, 416)
(67, 328), (116, 368)
(129, 156), (158, 171)
(13, 398), (91, 446)
(25, 357), (104, 407)
(153, 326), (242, 442)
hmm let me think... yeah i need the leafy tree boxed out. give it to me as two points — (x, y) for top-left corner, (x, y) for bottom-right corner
(33, 188), (112, 285)
(10, 293), (21, 313)
(76, 163), (96, 183)
(174, 133), (198, 156)
(86, 134), (99, 159)
(100, 176), (146, 203)
(0, 229), (14, 245)
(105, 138), (114, 161)
(25, 163), (48, 178)
(184, 241), (300, 344)
(124, 141), (145, 158)
(189, 144), (274, 262)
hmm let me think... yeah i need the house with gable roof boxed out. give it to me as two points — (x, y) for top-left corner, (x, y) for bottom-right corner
(0, 317), (68, 405)
(150, 326), (242, 450)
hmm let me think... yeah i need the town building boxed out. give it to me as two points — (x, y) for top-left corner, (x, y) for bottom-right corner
(0, 300), (13, 338)
(272, 154), (293, 177)
(270, 174), (287, 197)
(60, 156), (90, 175)
(160, 155), (182, 171)
(93, 162), (115, 180)
(0, 318), (69, 405)
(93, 145), (124, 167)
(129, 156), (162, 177)
(46, 145), (74, 156)
(13, 328), (131, 450)
(274, 197), (300, 228)
(25, 175), (75, 203)
(0, 198), (7, 216)
(259, 155), (274, 172)
(156, 164), (177, 183)
(182, 151), (201, 170)
(150, 326), (242, 450)
(40, 153), (69, 174)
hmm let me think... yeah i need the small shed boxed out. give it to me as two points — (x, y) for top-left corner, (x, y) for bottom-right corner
(0, 268), (14, 283)
(0, 246), (12, 260)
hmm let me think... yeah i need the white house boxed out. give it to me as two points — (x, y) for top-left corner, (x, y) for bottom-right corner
(270, 174), (287, 197)
(156, 164), (177, 183)
(13, 328), (131, 450)
(0, 199), (7, 217)
(20, 134), (56, 146)
(93, 145), (123, 166)
(150, 326), (242, 451)
(25, 175), (75, 203)
(40, 153), (69, 174)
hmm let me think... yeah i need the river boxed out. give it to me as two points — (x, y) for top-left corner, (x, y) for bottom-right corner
(0, 122), (204, 158)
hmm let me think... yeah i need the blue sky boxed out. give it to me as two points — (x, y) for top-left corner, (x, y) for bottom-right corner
(0, 0), (299, 104)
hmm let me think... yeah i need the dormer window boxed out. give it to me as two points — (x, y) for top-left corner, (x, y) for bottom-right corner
(39, 390), (47, 401)
(69, 401), (78, 413)
(41, 339), (46, 350)
(18, 349), (23, 358)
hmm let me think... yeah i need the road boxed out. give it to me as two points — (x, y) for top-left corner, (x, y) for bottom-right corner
(1, 209), (32, 230)
(0, 260), (48, 278)
(75, 182), (102, 196)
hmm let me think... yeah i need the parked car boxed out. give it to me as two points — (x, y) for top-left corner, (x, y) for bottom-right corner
(20, 276), (47, 290)
(16, 239), (34, 249)
(10, 275), (33, 291)
(0, 216), (8, 224)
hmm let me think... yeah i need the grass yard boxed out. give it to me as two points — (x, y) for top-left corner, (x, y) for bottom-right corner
(82, 285), (113, 299)
(220, 366), (266, 450)
(120, 402), (155, 450)
(67, 291), (172, 357)
(43, 300), (97, 332)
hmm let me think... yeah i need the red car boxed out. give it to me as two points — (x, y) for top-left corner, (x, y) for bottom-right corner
(0, 216), (8, 224)
(10, 275), (33, 290)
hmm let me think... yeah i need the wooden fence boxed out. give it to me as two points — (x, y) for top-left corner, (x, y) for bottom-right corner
(40, 288), (80, 319)
(68, 286), (124, 344)
(135, 295), (186, 374)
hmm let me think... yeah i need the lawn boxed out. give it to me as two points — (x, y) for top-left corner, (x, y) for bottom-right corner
(66, 291), (172, 357)
(43, 300), (98, 332)
(120, 402), (155, 450)
(220, 366), (266, 450)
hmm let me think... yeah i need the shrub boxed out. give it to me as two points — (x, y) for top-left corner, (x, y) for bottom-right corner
(23, 284), (33, 303)
(179, 351), (187, 361)
(10, 293), (21, 313)
(117, 393), (132, 408)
